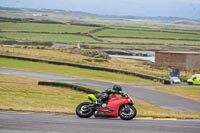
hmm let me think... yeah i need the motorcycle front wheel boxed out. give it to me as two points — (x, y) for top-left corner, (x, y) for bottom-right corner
(119, 104), (137, 120)
(76, 102), (95, 118)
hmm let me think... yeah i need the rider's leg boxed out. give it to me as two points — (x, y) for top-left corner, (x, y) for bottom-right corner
(96, 93), (108, 105)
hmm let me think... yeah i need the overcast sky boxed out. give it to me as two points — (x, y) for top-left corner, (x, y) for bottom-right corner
(1, 0), (200, 20)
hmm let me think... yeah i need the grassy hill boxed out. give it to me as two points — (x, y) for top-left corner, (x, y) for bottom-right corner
(0, 7), (200, 51)
(1, 7), (200, 29)
(0, 20), (200, 51)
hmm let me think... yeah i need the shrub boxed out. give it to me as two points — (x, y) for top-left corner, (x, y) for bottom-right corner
(61, 48), (111, 60)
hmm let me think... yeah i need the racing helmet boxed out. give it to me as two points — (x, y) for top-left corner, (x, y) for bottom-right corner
(112, 84), (122, 91)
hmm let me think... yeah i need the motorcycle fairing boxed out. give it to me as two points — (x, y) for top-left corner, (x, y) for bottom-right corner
(96, 94), (132, 117)
(87, 94), (97, 103)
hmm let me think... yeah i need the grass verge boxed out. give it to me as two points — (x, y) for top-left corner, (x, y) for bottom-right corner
(150, 86), (200, 102)
(135, 98), (200, 119)
(0, 46), (168, 77)
(0, 74), (87, 113)
(0, 74), (200, 119)
(0, 57), (156, 84)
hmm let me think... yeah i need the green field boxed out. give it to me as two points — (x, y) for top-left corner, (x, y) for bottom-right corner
(102, 38), (200, 45)
(94, 29), (200, 40)
(108, 26), (200, 34)
(0, 22), (98, 33)
(0, 32), (97, 43)
(0, 21), (200, 51)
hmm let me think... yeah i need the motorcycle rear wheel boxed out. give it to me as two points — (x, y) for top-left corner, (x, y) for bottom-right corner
(119, 104), (137, 120)
(76, 102), (95, 118)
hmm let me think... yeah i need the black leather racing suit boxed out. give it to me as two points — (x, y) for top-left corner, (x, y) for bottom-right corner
(95, 88), (121, 105)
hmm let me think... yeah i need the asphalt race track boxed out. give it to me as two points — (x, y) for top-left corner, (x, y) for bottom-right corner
(1, 68), (200, 133)
(0, 68), (200, 112)
(0, 111), (200, 133)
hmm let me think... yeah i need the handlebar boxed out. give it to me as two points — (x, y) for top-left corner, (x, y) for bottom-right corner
(120, 92), (128, 97)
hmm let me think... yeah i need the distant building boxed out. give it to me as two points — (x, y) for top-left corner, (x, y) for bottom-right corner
(155, 51), (200, 70)
(33, 13), (42, 17)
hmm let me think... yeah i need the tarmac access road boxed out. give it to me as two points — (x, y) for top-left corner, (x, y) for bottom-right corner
(0, 111), (200, 133)
(0, 68), (200, 112)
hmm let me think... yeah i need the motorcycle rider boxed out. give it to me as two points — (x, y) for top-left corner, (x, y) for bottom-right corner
(95, 84), (123, 106)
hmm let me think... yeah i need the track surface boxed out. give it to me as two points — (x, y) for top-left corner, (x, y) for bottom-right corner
(0, 111), (200, 133)
(0, 68), (200, 112)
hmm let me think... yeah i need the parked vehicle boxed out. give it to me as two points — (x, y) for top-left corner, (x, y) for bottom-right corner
(187, 74), (200, 85)
(76, 93), (137, 120)
(170, 76), (181, 84)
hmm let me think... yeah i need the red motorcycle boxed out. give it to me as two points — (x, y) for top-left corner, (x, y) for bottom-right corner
(76, 93), (137, 120)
